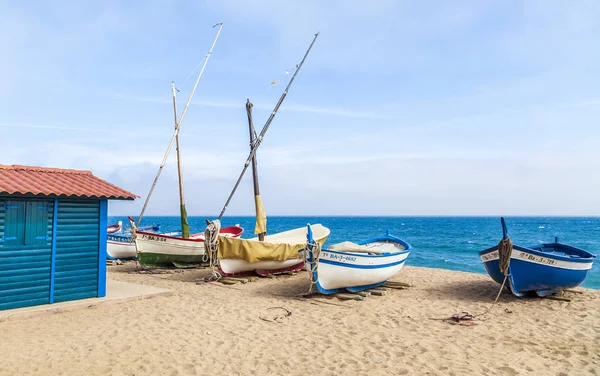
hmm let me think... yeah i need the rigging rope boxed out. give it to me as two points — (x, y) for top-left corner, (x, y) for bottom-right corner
(215, 32), (319, 221)
(202, 219), (222, 281)
(298, 238), (321, 295)
(178, 57), (207, 93)
(177, 23), (224, 92)
(136, 22), (224, 227)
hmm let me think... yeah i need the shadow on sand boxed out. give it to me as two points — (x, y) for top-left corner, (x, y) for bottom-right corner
(251, 273), (312, 300)
(430, 278), (522, 304)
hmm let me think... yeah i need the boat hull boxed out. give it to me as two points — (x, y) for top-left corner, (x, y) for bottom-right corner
(135, 226), (244, 268)
(301, 232), (412, 295)
(107, 236), (136, 260)
(479, 244), (595, 297)
(106, 224), (161, 260)
(219, 258), (305, 276)
(218, 224), (330, 276)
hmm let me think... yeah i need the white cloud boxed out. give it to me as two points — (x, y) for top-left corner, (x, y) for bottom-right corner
(123, 95), (388, 119)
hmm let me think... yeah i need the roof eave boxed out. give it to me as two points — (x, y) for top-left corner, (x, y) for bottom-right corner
(0, 192), (138, 200)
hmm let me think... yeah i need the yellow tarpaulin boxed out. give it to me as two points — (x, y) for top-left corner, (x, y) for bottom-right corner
(218, 236), (303, 263)
(254, 194), (267, 235)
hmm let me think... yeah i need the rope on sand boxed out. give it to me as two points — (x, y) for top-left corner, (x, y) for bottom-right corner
(437, 236), (514, 324)
(259, 307), (292, 323)
(475, 236), (513, 318)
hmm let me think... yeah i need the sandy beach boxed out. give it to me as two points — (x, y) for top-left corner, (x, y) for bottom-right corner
(0, 264), (598, 376)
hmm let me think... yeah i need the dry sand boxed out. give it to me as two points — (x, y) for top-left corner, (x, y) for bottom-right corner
(0, 264), (598, 376)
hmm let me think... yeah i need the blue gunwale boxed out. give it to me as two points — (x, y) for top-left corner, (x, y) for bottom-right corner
(319, 258), (407, 269)
(479, 243), (596, 264)
(323, 247), (410, 258)
(323, 233), (412, 258)
(357, 233), (412, 250)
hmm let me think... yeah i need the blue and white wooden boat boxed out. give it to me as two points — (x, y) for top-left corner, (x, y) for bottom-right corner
(107, 223), (161, 260)
(478, 218), (596, 297)
(300, 224), (411, 294)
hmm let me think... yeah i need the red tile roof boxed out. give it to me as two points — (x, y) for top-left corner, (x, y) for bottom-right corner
(0, 165), (137, 200)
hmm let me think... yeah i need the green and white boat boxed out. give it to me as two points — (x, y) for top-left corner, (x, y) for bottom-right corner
(130, 218), (243, 268)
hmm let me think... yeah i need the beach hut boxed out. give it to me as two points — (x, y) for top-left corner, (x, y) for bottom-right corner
(0, 164), (137, 311)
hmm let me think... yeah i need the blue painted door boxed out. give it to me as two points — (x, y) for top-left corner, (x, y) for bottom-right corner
(0, 200), (53, 311)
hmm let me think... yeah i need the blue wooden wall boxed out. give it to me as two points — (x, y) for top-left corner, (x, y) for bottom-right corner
(0, 197), (105, 311)
(53, 199), (100, 303)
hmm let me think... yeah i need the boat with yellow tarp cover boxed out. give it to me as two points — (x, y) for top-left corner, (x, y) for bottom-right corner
(218, 224), (330, 276)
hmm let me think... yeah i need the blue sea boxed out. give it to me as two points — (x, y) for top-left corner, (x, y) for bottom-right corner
(109, 216), (600, 290)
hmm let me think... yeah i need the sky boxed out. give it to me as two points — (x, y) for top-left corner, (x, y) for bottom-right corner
(2, 0), (600, 216)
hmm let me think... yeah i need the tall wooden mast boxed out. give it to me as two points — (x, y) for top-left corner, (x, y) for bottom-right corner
(246, 99), (266, 240)
(172, 82), (190, 238)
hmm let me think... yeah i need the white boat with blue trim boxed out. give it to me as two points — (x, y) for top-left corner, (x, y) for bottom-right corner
(107, 222), (161, 260)
(218, 224), (330, 276)
(478, 217), (597, 297)
(300, 224), (412, 294)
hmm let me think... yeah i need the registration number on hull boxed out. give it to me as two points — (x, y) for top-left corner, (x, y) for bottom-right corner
(481, 251), (499, 261)
(517, 252), (557, 266)
(141, 234), (167, 243)
(325, 253), (357, 263)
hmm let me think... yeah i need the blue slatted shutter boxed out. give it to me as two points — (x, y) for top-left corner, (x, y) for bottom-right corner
(2, 201), (25, 246)
(25, 201), (49, 245)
